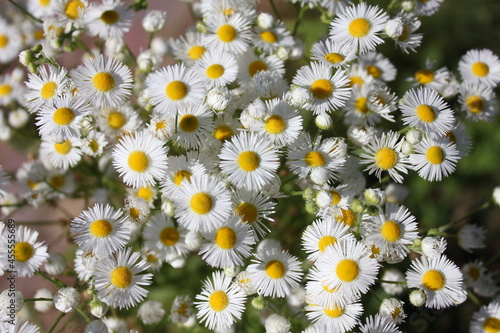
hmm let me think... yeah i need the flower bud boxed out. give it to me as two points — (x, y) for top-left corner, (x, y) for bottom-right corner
(364, 188), (385, 206)
(303, 187), (316, 201)
(350, 199), (365, 214)
(142, 10), (167, 33)
(385, 17), (404, 39)
(409, 289), (426, 307)
(54, 287), (80, 313)
(251, 295), (266, 310)
(305, 201), (319, 214)
(90, 297), (109, 318)
(315, 113), (333, 130)
(405, 129), (422, 145)
(256, 13), (274, 30)
(401, 141), (414, 155)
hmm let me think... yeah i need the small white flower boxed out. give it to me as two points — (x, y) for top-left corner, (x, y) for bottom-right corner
(493, 186), (500, 205)
(54, 287), (80, 313)
(409, 289), (426, 307)
(138, 300), (165, 325)
(43, 252), (66, 275)
(421, 236), (447, 258)
(142, 10), (167, 33)
(265, 313), (290, 333)
(458, 224), (486, 253)
(0, 289), (23, 314)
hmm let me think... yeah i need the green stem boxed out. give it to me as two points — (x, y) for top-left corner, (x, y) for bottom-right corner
(292, 6), (307, 36)
(281, 173), (298, 186)
(48, 312), (66, 333)
(485, 251), (500, 267)
(378, 279), (407, 285)
(290, 191), (304, 196)
(387, 0), (400, 12)
(7, 0), (43, 23)
(77, 306), (92, 323)
(269, 0), (282, 21)
(16, 221), (63, 226)
(24, 298), (53, 302)
(125, 44), (137, 63)
(148, 32), (154, 49)
(35, 270), (67, 289)
(467, 290), (482, 307)
(438, 201), (491, 232)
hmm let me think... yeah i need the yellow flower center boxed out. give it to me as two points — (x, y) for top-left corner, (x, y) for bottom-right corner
(14, 242), (34, 262)
(348, 18), (371, 38)
(336, 259), (359, 282)
(466, 95), (484, 113)
(174, 170), (192, 186)
(217, 24), (237, 42)
(472, 62), (489, 77)
(260, 30), (278, 43)
(107, 111), (126, 130)
(93, 72), (115, 92)
(375, 147), (398, 170)
(366, 65), (381, 78)
(39, 0), (51, 7)
(49, 175), (65, 188)
(101, 10), (119, 24)
(483, 317), (500, 333)
(129, 207), (140, 219)
(138, 187), (154, 201)
(318, 236), (337, 252)
(54, 140), (72, 154)
(34, 29), (45, 40)
(188, 45), (205, 60)
(160, 227), (179, 246)
(324, 305), (345, 318)
(166, 81), (188, 100)
(311, 79), (334, 99)
(209, 290), (229, 312)
(238, 151), (260, 171)
(179, 114), (199, 132)
(265, 115), (286, 134)
(89, 219), (113, 237)
(305, 151), (326, 167)
(248, 60), (268, 77)
(0, 84), (12, 96)
(329, 190), (341, 205)
(215, 227), (237, 249)
(65, 0), (85, 20)
(381, 220), (401, 242)
(265, 259), (286, 279)
(349, 76), (364, 87)
(415, 69), (435, 84)
(41, 81), (57, 99)
(53, 107), (75, 125)
(235, 202), (258, 224)
(214, 125), (233, 141)
(355, 97), (368, 114)
(206, 64), (225, 79)
(416, 104), (436, 122)
(422, 270), (445, 291)
(0, 35), (8, 48)
(426, 146), (444, 165)
(128, 151), (149, 172)
(338, 208), (355, 227)
(325, 53), (344, 64)
(392, 307), (401, 319)
(110, 266), (133, 288)
(190, 192), (213, 215)
(468, 266), (480, 281)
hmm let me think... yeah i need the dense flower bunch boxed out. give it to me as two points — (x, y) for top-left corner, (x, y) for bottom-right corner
(0, 0), (499, 332)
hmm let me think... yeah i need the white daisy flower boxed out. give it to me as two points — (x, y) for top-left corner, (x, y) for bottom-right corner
(253, 20), (295, 55)
(347, 63), (374, 88)
(470, 301), (500, 333)
(194, 50), (239, 89)
(389, 12), (423, 54)
(212, 113), (240, 143)
(203, 11), (253, 55)
(413, 0), (444, 17)
(237, 51), (285, 82)
(148, 113), (176, 141)
(56, 0), (89, 24)
(97, 104), (143, 138)
(458, 82), (497, 121)
(358, 52), (397, 82)
(0, 21), (23, 64)
(0, 317), (41, 333)
(408, 59), (450, 92)
(39, 137), (83, 171)
(24, 65), (70, 113)
(71, 54), (133, 109)
(28, 0), (58, 19)
(379, 298), (406, 324)
(310, 38), (356, 69)
(160, 154), (206, 200)
(406, 255), (466, 309)
(195, 271), (247, 331)
(123, 195), (150, 224)
(112, 130), (169, 189)
(169, 30), (208, 66)
(305, 265), (351, 309)
(0, 73), (22, 106)
(93, 247), (153, 309)
(174, 103), (215, 150)
(85, 0), (132, 39)
(319, 0), (353, 16)
(305, 301), (363, 332)
(458, 48), (500, 88)
(71, 203), (130, 257)
(170, 294), (195, 325)
(232, 188), (275, 239)
(81, 130), (108, 156)
(359, 315), (402, 333)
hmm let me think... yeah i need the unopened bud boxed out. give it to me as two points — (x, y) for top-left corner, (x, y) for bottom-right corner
(409, 289), (426, 307)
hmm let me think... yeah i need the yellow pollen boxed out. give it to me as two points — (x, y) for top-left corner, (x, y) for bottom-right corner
(26, 179), (38, 190)
(348, 18), (371, 38)
(166, 81), (188, 100)
(190, 192), (213, 215)
(217, 24), (237, 43)
(260, 30), (278, 43)
(129, 207), (140, 219)
(311, 79), (334, 99)
(336, 259), (359, 282)
(188, 45), (206, 60)
(339, 208), (355, 227)
(160, 227), (179, 246)
(0, 84), (12, 96)
(14, 242), (34, 262)
(265, 115), (286, 134)
(110, 266), (133, 288)
(324, 305), (345, 318)
(128, 151), (149, 172)
(397, 26), (409, 41)
(174, 170), (192, 186)
(101, 10), (119, 24)
(53, 107), (75, 125)
(222, 8), (235, 16)
(214, 125), (233, 141)
(375, 147), (398, 170)
(54, 140), (72, 154)
(41, 81), (57, 99)
(265, 260), (286, 279)
(370, 244), (380, 258)
(155, 121), (166, 131)
(206, 64), (225, 79)
(416, 104), (436, 122)
(392, 307), (401, 319)
(235, 202), (258, 224)
(349, 76), (364, 87)
(65, 0), (85, 20)
(93, 72), (115, 92)
(445, 131), (456, 144)
(39, 0), (51, 7)
(381, 220), (401, 242)
(209, 291), (229, 312)
(89, 219), (113, 237)
(238, 151), (260, 171)
(49, 175), (65, 188)
(355, 97), (368, 114)
(422, 270), (445, 291)
(468, 266), (480, 281)
(318, 236), (337, 252)
(466, 95), (484, 113)
(366, 65), (381, 78)
(426, 146), (444, 164)
(137, 187), (154, 201)
(248, 60), (268, 77)
(329, 191), (341, 205)
(322, 283), (337, 293)
(0, 35), (9, 48)
(107, 111), (126, 130)
(325, 53), (344, 64)
(415, 69), (435, 84)
(179, 114), (199, 132)
(215, 227), (237, 249)
(472, 62), (489, 77)
(34, 29), (45, 40)
(146, 253), (158, 263)
(483, 317), (500, 333)
(305, 151), (326, 167)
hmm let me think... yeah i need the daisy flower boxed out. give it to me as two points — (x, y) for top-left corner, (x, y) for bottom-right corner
(81, 130), (108, 156)
(305, 301), (363, 332)
(195, 271), (247, 331)
(359, 315), (402, 333)
(160, 155), (206, 199)
(0, 21), (23, 64)
(174, 103), (215, 150)
(85, 0), (132, 39)
(112, 130), (169, 188)
(458, 82), (497, 121)
(212, 113), (241, 143)
(359, 131), (410, 183)
(389, 12), (423, 54)
(408, 59), (450, 92)
(28, 0), (58, 19)
(56, 0), (89, 24)
(329, 3), (388, 54)
(292, 61), (351, 115)
(199, 214), (256, 269)
(237, 51), (285, 82)
(71, 203), (130, 257)
(347, 63), (374, 88)
(203, 11), (253, 55)
(194, 50), (238, 89)
(470, 302), (500, 333)
(305, 265), (351, 309)
(0, 73), (22, 106)
(0, 318), (41, 333)
(251, 70), (289, 100)
(39, 137), (83, 170)
(73, 54), (131, 106)
(413, 0), (444, 17)
(247, 248), (303, 298)
(123, 195), (150, 224)
(171, 295), (195, 325)
(319, 0), (353, 16)
(399, 87), (455, 136)
(358, 52), (397, 82)
(148, 113), (176, 141)
(97, 104), (142, 138)
(310, 38), (356, 69)
(232, 188), (275, 239)
(169, 30), (208, 66)
(173, 173), (232, 233)
(253, 20), (295, 55)
(458, 48), (500, 88)
(93, 247), (153, 309)
(24, 65), (70, 113)
(0, 225), (48, 278)
(409, 136), (460, 182)
(145, 63), (205, 116)
(406, 255), (466, 309)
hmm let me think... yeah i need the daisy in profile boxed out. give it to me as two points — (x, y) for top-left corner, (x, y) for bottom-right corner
(406, 255), (466, 309)
(173, 173), (232, 233)
(160, 155), (206, 199)
(409, 136), (460, 182)
(212, 113), (240, 143)
(85, 0), (133, 39)
(0, 73), (22, 106)
(203, 11), (253, 55)
(358, 52), (397, 82)
(39, 137), (83, 170)
(253, 20), (294, 55)
(195, 271), (247, 331)
(305, 301), (363, 332)
(470, 301), (500, 333)
(0, 21), (23, 64)
(302, 217), (353, 262)
(24, 65), (70, 113)
(56, 0), (89, 24)
(0, 225), (48, 277)
(458, 49), (500, 88)
(194, 50), (238, 89)
(359, 315), (402, 333)
(310, 38), (356, 69)
(81, 130), (108, 156)
(407, 59), (450, 92)
(359, 131), (410, 183)
(237, 51), (285, 82)
(247, 248), (303, 298)
(329, 3), (388, 54)
(71, 203), (130, 257)
(413, 0), (444, 17)
(388, 12), (423, 54)
(145, 63), (205, 116)
(458, 82), (497, 121)
(199, 214), (255, 269)
(93, 247), (153, 309)
(292, 62), (351, 115)
(399, 87), (455, 136)
(72, 54), (133, 109)
(232, 188), (275, 238)
(169, 30), (208, 66)
(174, 103), (215, 150)
(112, 130), (168, 188)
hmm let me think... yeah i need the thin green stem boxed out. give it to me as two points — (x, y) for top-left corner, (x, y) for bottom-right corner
(48, 312), (66, 333)
(24, 298), (53, 302)
(387, 0), (400, 12)
(16, 221), (63, 226)
(292, 6), (307, 36)
(485, 251), (500, 267)
(77, 306), (92, 323)
(438, 201), (491, 232)
(378, 279), (407, 285)
(35, 270), (67, 289)
(125, 44), (137, 63)
(467, 290), (483, 307)
(7, 0), (43, 23)
(269, 0), (282, 21)
(148, 32), (154, 49)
